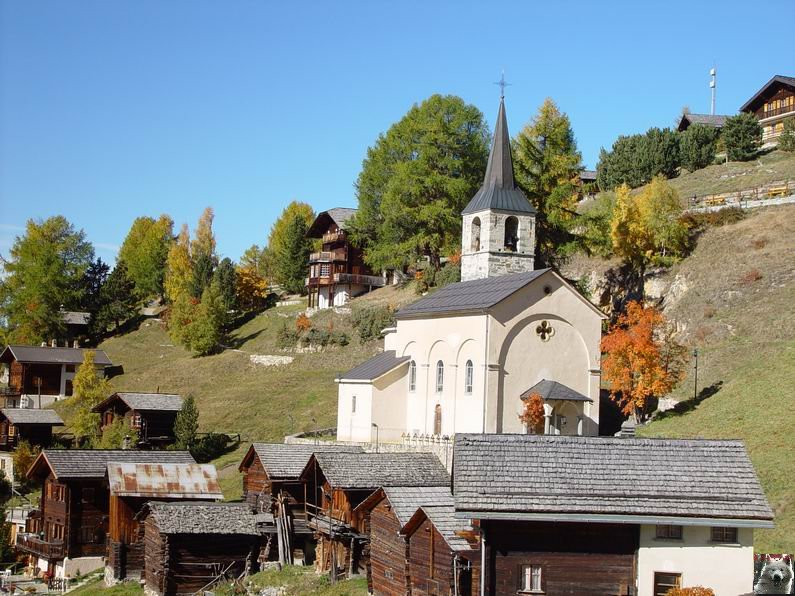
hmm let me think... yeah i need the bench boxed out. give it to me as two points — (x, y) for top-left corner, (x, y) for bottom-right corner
(767, 184), (790, 198)
(704, 196), (726, 207)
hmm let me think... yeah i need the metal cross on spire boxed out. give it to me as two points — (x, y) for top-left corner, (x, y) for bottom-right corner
(494, 70), (511, 99)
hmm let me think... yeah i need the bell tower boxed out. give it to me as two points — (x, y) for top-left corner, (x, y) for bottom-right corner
(460, 94), (536, 282)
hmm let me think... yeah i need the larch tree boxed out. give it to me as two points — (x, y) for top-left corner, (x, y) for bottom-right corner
(95, 261), (138, 333)
(165, 223), (193, 304)
(637, 176), (687, 258)
(601, 300), (687, 423)
(348, 94), (490, 272)
(0, 216), (94, 344)
(191, 207), (217, 263)
(263, 201), (314, 283)
(71, 350), (113, 446)
(118, 215), (174, 300)
(513, 98), (583, 265)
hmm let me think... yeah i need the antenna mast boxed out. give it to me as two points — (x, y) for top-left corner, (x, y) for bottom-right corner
(710, 67), (716, 115)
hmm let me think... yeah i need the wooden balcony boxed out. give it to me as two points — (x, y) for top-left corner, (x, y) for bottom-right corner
(322, 230), (346, 244)
(334, 272), (385, 287)
(309, 249), (347, 263)
(761, 105), (795, 120)
(16, 533), (65, 559)
(0, 434), (18, 449)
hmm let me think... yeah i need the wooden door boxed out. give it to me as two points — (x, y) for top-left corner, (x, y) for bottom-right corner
(433, 405), (442, 436)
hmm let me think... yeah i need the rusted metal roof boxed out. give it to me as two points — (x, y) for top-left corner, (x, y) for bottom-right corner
(106, 462), (223, 499)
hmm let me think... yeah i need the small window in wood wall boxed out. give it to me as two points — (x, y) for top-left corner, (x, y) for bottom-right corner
(653, 572), (681, 596)
(519, 564), (542, 592)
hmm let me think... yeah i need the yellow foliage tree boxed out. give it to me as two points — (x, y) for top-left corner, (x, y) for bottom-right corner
(165, 223), (193, 304)
(191, 207), (216, 262)
(71, 350), (112, 446)
(235, 266), (270, 311)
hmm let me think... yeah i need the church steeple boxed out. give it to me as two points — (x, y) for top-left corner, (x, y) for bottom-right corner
(460, 92), (537, 282)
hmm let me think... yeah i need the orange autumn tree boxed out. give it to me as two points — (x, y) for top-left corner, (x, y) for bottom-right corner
(519, 392), (545, 434)
(601, 300), (687, 423)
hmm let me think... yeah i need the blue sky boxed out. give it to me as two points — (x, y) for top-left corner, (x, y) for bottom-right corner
(1, 1), (793, 264)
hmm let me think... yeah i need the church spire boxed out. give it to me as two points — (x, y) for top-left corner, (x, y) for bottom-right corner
(482, 97), (516, 191)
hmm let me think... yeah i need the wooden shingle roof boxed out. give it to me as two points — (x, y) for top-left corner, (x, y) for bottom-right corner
(29, 449), (195, 480)
(0, 345), (112, 366)
(141, 502), (259, 535)
(307, 452), (450, 490)
(241, 442), (363, 479)
(403, 504), (475, 552)
(453, 434), (774, 526)
(92, 392), (183, 413)
(355, 485), (454, 526)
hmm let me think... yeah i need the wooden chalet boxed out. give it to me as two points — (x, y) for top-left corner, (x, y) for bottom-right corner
(401, 504), (479, 596)
(61, 310), (91, 344)
(105, 462), (223, 581)
(300, 451), (450, 580)
(0, 345), (112, 408)
(0, 408), (63, 450)
(453, 434), (774, 596)
(354, 485), (469, 596)
(675, 112), (728, 132)
(137, 501), (261, 596)
(18, 449), (194, 579)
(740, 74), (795, 143)
(306, 208), (384, 309)
(238, 442), (362, 565)
(92, 392), (184, 447)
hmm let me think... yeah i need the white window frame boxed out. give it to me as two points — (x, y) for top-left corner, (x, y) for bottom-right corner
(435, 360), (444, 394)
(408, 361), (417, 392)
(520, 564), (542, 592)
(464, 360), (473, 395)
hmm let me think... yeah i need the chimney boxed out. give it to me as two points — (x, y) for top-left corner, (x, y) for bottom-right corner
(50, 339), (57, 348)
(122, 435), (131, 450)
(72, 340), (79, 349)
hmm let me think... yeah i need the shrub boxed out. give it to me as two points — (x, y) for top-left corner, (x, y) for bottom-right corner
(739, 269), (762, 285)
(779, 117), (795, 152)
(95, 418), (140, 449)
(680, 207), (745, 232)
(665, 587), (714, 596)
(13, 440), (40, 483)
(351, 305), (395, 342)
(596, 128), (681, 190)
(306, 327), (330, 347)
(191, 433), (230, 463)
(276, 321), (299, 349)
(751, 237), (768, 250)
(295, 313), (312, 333)
(580, 191), (616, 257)
(330, 330), (350, 346)
(680, 124), (719, 171)
(435, 263), (460, 288)
(722, 113), (762, 161)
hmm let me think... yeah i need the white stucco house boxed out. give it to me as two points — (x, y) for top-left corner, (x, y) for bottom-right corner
(336, 97), (606, 443)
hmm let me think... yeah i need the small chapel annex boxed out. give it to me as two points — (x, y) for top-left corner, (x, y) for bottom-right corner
(336, 96), (605, 443)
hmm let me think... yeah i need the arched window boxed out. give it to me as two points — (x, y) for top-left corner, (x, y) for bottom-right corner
(504, 216), (519, 251)
(471, 217), (481, 252)
(435, 361), (444, 394)
(434, 404), (442, 435)
(408, 361), (417, 392)
(464, 360), (473, 395)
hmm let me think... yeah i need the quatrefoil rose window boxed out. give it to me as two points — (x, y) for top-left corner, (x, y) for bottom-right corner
(536, 320), (554, 341)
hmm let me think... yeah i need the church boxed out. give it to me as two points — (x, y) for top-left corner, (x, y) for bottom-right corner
(335, 97), (605, 443)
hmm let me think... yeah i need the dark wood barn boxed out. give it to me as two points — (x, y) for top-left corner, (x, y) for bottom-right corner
(300, 451), (450, 581)
(0, 345), (112, 408)
(453, 434), (774, 596)
(0, 408), (63, 450)
(237, 442), (362, 565)
(401, 504), (479, 596)
(355, 486), (458, 596)
(137, 502), (261, 596)
(91, 392), (183, 447)
(105, 462), (223, 581)
(18, 449), (194, 579)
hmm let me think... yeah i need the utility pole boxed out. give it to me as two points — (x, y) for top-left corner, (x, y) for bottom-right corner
(693, 349), (699, 401)
(710, 68), (716, 115)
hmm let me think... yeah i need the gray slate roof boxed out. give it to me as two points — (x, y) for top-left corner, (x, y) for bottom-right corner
(98, 392), (184, 412)
(0, 345), (112, 366)
(248, 443), (364, 479)
(395, 269), (548, 319)
(326, 207), (358, 229)
(144, 502), (259, 535)
(310, 452), (450, 490)
(382, 486), (456, 526)
(678, 113), (729, 129)
(415, 505), (474, 552)
(520, 379), (592, 402)
(339, 350), (410, 381)
(1, 409), (63, 425)
(37, 449), (195, 479)
(462, 98), (535, 216)
(61, 311), (90, 326)
(453, 434), (774, 523)
(740, 74), (795, 112)
(579, 170), (597, 182)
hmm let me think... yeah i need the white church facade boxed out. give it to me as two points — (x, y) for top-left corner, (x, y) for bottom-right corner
(335, 97), (606, 443)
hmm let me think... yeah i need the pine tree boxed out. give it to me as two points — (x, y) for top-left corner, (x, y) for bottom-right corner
(165, 223), (193, 304)
(263, 202), (314, 283)
(722, 113), (762, 161)
(0, 216), (94, 344)
(186, 282), (227, 355)
(173, 394), (199, 450)
(276, 215), (312, 294)
(513, 98), (583, 266)
(95, 261), (138, 334)
(778, 118), (795, 152)
(680, 124), (719, 171)
(71, 350), (112, 446)
(0, 501), (13, 562)
(213, 258), (237, 311)
(118, 215), (174, 299)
